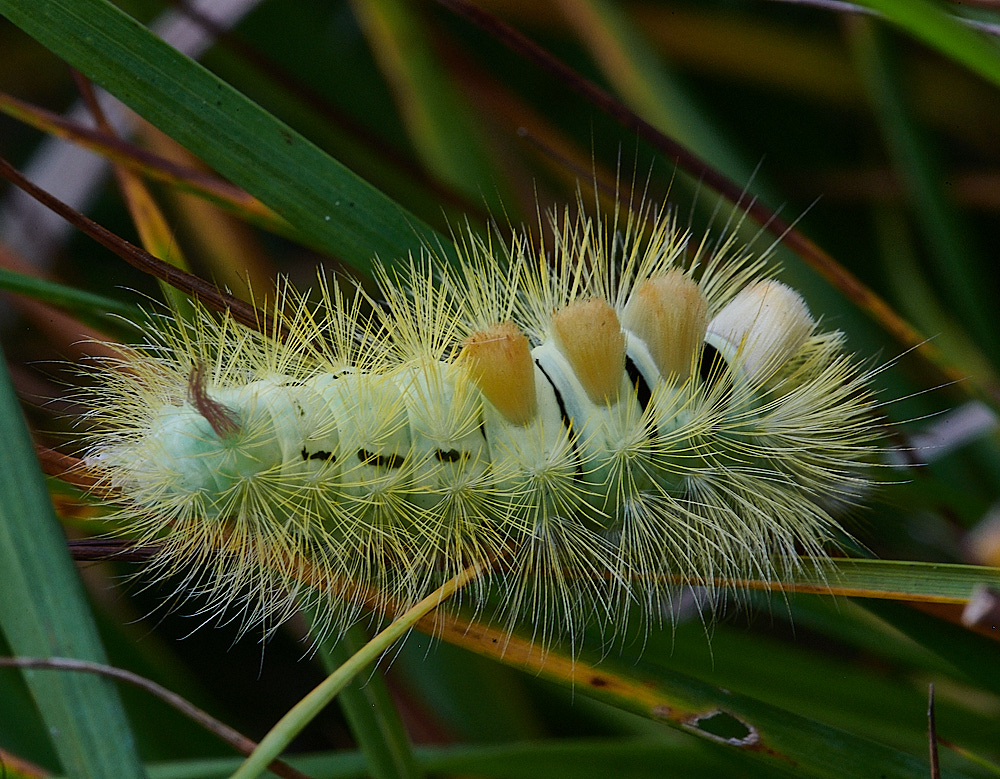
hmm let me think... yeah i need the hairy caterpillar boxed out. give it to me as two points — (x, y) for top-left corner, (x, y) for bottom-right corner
(79, 197), (880, 648)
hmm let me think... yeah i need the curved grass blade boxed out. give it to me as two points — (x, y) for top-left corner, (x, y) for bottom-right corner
(350, 0), (504, 209)
(855, 0), (1000, 90)
(848, 18), (997, 364)
(230, 563), (483, 779)
(0, 266), (140, 323)
(563, 0), (764, 194)
(317, 622), (422, 779)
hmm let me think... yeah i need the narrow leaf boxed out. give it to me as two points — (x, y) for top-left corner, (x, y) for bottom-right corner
(0, 345), (144, 778)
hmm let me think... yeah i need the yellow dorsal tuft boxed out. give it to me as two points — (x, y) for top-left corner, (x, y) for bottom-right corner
(550, 298), (626, 406)
(461, 321), (537, 425)
(622, 270), (708, 383)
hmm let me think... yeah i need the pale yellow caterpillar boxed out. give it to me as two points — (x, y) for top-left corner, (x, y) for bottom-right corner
(79, 197), (880, 649)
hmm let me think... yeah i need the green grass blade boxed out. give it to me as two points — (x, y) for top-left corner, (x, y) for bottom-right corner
(142, 738), (777, 779)
(642, 604), (995, 757)
(434, 619), (957, 779)
(861, 599), (1000, 697)
(783, 558), (1000, 603)
(350, 0), (503, 209)
(231, 564), (479, 779)
(855, 0), (1000, 90)
(848, 17), (997, 361)
(317, 622), (422, 779)
(393, 638), (544, 743)
(0, 345), (145, 778)
(566, 0), (763, 195)
(871, 205), (1000, 389)
(0, 0), (445, 276)
(0, 266), (141, 322)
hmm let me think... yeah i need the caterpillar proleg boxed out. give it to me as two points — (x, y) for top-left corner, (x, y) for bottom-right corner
(80, 197), (881, 648)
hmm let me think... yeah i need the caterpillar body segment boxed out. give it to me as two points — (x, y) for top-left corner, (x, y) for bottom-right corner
(82, 202), (881, 646)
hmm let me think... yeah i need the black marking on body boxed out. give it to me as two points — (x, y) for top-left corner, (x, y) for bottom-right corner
(535, 359), (583, 477)
(358, 449), (404, 469)
(625, 355), (657, 440)
(435, 448), (468, 463)
(699, 343), (725, 382)
(699, 343), (733, 405)
(301, 447), (336, 462)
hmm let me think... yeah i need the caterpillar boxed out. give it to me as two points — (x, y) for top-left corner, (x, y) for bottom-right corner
(79, 196), (881, 649)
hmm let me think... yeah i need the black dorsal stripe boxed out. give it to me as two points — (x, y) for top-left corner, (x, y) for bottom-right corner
(699, 342), (726, 385)
(534, 359), (582, 476)
(301, 447), (335, 462)
(625, 355), (658, 441)
(625, 356), (652, 413)
(699, 343), (733, 405)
